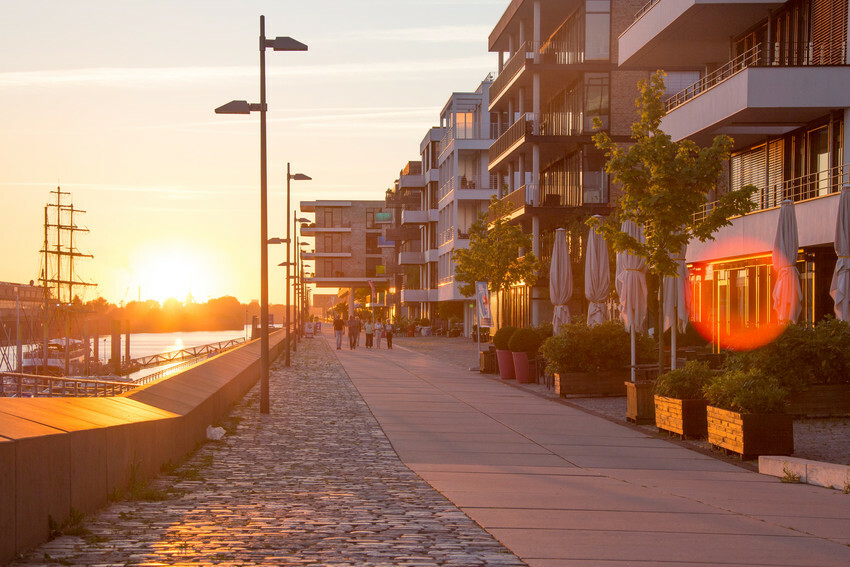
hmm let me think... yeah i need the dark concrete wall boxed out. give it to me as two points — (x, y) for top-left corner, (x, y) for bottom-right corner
(0, 330), (287, 564)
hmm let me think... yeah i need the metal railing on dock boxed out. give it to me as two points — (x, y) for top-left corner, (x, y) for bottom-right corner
(0, 372), (138, 398)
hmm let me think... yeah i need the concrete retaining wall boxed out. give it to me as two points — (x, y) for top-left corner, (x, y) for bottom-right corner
(0, 330), (287, 564)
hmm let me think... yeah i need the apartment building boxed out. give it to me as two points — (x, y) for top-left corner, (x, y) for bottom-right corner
(487, 0), (647, 327)
(387, 78), (498, 333)
(299, 200), (396, 317)
(618, 0), (850, 342)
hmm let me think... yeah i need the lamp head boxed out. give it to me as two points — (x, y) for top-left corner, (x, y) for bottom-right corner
(296, 217), (311, 223)
(290, 173), (311, 181)
(215, 100), (260, 114)
(268, 36), (308, 51)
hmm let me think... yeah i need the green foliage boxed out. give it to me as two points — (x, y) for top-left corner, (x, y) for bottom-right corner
(532, 322), (554, 345)
(539, 320), (655, 374)
(654, 361), (714, 399)
(703, 368), (789, 414)
(590, 70), (755, 279)
(724, 318), (850, 392)
(452, 197), (539, 324)
(508, 327), (542, 354)
(493, 326), (517, 350)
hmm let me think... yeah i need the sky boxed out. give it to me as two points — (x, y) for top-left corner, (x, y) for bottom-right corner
(0, 0), (506, 305)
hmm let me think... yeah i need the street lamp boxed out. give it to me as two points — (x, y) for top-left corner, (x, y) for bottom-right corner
(214, 15), (306, 415)
(285, 164), (311, 367)
(298, 237), (310, 340)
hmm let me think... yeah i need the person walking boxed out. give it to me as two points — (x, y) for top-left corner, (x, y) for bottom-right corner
(347, 317), (358, 350)
(385, 319), (394, 349)
(374, 318), (384, 349)
(354, 316), (363, 348)
(333, 316), (344, 350)
(364, 319), (374, 349)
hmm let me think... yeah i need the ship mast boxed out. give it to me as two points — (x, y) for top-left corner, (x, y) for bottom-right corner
(38, 188), (96, 373)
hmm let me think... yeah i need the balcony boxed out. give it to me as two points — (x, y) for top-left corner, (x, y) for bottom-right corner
(307, 273), (390, 288)
(401, 209), (438, 225)
(489, 113), (533, 167)
(399, 172), (426, 190)
(695, 163), (848, 223)
(619, 0), (786, 68)
(437, 175), (498, 203)
(488, 184), (537, 222)
(400, 288), (432, 304)
(490, 42), (536, 108)
(660, 44), (850, 146)
(398, 251), (426, 265)
(386, 226), (420, 241)
(301, 251), (352, 260)
(300, 221), (351, 235)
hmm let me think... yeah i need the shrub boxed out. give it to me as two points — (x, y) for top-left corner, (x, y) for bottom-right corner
(654, 361), (713, 399)
(723, 318), (850, 392)
(532, 322), (554, 344)
(703, 368), (789, 414)
(493, 326), (517, 350)
(539, 320), (655, 374)
(508, 327), (542, 354)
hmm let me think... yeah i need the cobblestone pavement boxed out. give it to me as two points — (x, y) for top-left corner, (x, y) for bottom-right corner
(394, 335), (850, 467)
(12, 337), (526, 567)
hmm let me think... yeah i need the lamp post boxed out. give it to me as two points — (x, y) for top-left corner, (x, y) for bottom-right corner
(295, 222), (310, 340)
(299, 242), (310, 338)
(214, 15), (306, 414)
(285, 164), (311, 367)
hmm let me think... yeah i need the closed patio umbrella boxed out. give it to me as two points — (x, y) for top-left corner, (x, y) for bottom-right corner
(550, 228), (572, 334)
(615, 220), (647, 381)
(772, 200), (801, 323)
(585, 217), (610, 327)
(830, 187), (850, 320)
(663, 243), (690, 369)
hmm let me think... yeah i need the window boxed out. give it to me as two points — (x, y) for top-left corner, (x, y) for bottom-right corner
(584, 1), (610, 61)
(455, 112), (475, 139)
(366, 234), (379, 254)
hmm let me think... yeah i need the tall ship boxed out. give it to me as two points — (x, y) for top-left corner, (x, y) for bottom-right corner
(21, 188), (96, 376)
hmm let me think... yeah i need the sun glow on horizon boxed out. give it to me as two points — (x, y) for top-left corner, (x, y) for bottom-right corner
(133, 245), (215, 305)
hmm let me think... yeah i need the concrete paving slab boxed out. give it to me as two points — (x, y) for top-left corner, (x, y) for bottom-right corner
(465, 507), (794, 536)
(541, 444), (710, 459)
(401, 450), (572, 467)
(565, 454), (742, 472)
(491, 528), (850, 566)
(387, 439), (551, 455)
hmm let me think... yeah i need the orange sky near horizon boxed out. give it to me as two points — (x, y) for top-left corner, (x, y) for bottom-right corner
(0, 0), (502, 305)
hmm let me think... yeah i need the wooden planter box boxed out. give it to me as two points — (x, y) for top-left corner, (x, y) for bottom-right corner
(654, 396), (708, 439)
(786, 384), (850, 417)
(554, 370), (628, 397)
(706, 406), (794, 460)
(625, 381), (656, 425)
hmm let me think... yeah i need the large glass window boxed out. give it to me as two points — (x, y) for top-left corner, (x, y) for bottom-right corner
(584, 1), (610, 61)
(584, 73), (609, 131)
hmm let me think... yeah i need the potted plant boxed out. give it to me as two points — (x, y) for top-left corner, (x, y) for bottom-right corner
(493, 326), (517, 380)
(540, 321), (655, 397)
(653, 361), (714, 439)
(507, 328), (542, 384)
(703, 368), (793, 459)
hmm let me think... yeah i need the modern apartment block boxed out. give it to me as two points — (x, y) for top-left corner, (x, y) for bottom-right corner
(487, 0), (647, 327)
(618, 0), (850, 341)
(387, 78), (499, 332)
(299, 200), (396, 317)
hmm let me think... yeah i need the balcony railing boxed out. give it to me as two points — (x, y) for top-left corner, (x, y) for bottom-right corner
(633, 0), (660, 24)
(694, 163), (848, 223)
(490, 113), (533, 163)
(438, 225), (455, 247)
(488, 184), (538, 222)
(491, 42), (535, 102)
(665, 42), (848, 113)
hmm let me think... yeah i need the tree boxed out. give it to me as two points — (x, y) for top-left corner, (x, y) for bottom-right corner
(453, 197), (540, 326)
(591, 71), (755, 368)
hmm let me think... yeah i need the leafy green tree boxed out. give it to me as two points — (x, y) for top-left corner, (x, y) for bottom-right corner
(453, 197), (539, 326)
(591, 71), (755, 367)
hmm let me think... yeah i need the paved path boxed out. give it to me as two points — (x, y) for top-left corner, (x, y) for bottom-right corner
(337, 335), (850, 567)
(11, 337), (525, 566)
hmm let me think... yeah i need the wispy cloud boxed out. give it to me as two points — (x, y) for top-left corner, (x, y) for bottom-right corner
(331, 25), (492, 43)
(0, 181), (253, 196)
(0, 56), (493, 89)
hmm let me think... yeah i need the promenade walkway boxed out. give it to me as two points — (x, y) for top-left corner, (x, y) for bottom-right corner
(11, 333), (850, 566)
(336, 336), (850, 566)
